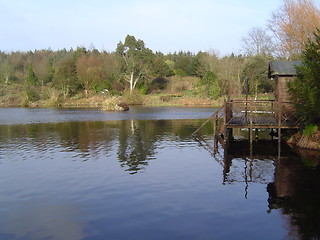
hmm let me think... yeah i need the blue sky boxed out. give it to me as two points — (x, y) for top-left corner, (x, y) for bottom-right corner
(0, 0), (281, 55)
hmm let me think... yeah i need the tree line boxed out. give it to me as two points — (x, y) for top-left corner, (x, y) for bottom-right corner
(0, 39), (274, 100)
(0, 0), (319, 103)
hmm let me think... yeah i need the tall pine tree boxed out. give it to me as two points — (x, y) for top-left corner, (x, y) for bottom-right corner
(288, 30), (320, 124)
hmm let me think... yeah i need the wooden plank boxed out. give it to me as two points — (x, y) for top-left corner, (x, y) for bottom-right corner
(192, 107), (223, 136)
(222, 99), (301, 131)
(225, 125), (300, 129)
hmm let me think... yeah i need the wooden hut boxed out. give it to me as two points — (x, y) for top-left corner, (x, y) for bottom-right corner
(268, 61), (302, 102)
(193, 61), (303, 144)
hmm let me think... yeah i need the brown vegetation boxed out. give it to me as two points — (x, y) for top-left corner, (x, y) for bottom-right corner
(288, 131), (320, 150)
(269, 0), (320, 57)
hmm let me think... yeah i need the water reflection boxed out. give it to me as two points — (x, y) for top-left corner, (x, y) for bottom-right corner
(267, 149), (320, 240)
(117, 120), (157, 174)
(0, 119), (206, 174)
(203, 130), (320, 240)
(223, 140), (278, 185)
(194, 135), (280, 186)
(1, 115), (320, 239)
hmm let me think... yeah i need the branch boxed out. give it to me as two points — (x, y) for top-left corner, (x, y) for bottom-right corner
(123, 73), (130, 83)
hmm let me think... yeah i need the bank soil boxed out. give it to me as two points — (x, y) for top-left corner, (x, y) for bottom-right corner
(288, 131), (320, 151)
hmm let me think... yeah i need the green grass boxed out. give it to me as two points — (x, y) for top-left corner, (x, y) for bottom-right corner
(303, 124), (318, 137)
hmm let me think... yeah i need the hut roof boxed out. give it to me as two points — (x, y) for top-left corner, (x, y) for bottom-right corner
(268, 61), (302, 78)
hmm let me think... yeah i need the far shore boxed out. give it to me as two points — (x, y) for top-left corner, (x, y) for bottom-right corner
(1, 93), (319, 151)
(0, 94), (223, 109)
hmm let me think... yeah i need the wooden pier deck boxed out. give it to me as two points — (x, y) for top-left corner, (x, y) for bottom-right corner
(223, 99), (301, 129)
(193, 99), (302, 143)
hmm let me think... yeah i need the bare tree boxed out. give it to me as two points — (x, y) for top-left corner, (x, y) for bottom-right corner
(196, 50), (220, 77)
(0, 54), (14, 84)
(241, 27), (276, 56)
(217, 55), (244, 96)
(33, 50), (53, 86)
(268, 0), (320, 58)
(77, 54), (105, 98)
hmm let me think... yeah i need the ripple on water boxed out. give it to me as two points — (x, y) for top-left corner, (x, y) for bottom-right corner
(0, 108), (306, 240)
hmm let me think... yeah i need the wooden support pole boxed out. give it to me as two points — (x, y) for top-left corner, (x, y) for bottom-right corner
(228, 128), (233, 141)
(223, 99), (227, 126)
(213, 114), (217, 137)
(278, 136), (281, 159)
(223, 99), (227, 143)
(278, 102), (282, 144)
(249, 108), (253, 144)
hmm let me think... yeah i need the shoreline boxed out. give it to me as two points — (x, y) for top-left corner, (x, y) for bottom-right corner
(0, 102), (218, 108)
(2, 95), (319, 151)
(287, 132), (320, 151)
(0, 94), (222, 109)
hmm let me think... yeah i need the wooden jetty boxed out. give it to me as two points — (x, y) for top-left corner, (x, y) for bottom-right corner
(223, 98), (301, 144)
(193, 61), (304, 143)
(193, 98), (302, 144)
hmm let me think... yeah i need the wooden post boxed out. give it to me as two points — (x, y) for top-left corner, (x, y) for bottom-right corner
(270, 129), (274, 140)
(228, 128), (233, 141)
(278, 102), (282, 144)
(214, 114), (219, 154)
(223, 99), (227, 143)
(213, 114), (217, 137)
(249, 107), (253, 144)
(215, 114), (218, 134)
(228, 98), (233, 142)
(278, 138), (281, 160)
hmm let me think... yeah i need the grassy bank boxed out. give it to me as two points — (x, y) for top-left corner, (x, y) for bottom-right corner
(288, 126), (320, 151)
(0, 83), (226, 108)
(0, 76), (275, 109)
(56, 94), (223, 108)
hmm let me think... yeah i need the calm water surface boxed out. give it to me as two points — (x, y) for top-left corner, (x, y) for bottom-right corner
(0, 107), (319, 240)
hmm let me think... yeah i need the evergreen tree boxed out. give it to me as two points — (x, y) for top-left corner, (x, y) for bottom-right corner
(288, 30), (320, 124)
(26, 63), (37, 86)
(197, 71), (220, 99)
(53, 56), (79, 97)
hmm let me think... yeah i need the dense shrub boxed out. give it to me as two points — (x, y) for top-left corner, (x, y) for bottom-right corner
(121, 90), (144, 105)
(303, 124), (318, 137)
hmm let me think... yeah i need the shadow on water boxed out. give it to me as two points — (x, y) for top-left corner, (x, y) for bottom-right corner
(267, 148), (320, 240)
(195, 128), (320, 240)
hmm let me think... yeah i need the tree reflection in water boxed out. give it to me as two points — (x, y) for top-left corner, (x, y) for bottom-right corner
(0, 119), (207, 174)
(117, 120), (157, 174)
(116, 119), (206, 174)
(198, 130), (320, 240)
(267, 149), (320, 240)
(2, 119), (320, 239)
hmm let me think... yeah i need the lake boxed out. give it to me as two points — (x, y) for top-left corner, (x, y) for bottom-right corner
(0, 107), (319, 240)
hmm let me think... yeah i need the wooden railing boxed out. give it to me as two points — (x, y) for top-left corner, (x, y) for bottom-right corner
(192, 99), (301, 140)
(192, 107), (223, 136)
(224, 100), (301, 128)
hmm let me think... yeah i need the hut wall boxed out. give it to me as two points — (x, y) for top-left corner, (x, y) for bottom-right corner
(274, 76), (279, 101)
(275, 76), (296, 115)
(275, 76), (293, 102)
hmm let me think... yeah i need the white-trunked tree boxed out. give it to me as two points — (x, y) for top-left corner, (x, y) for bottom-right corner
(116, 35), (154, 92)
